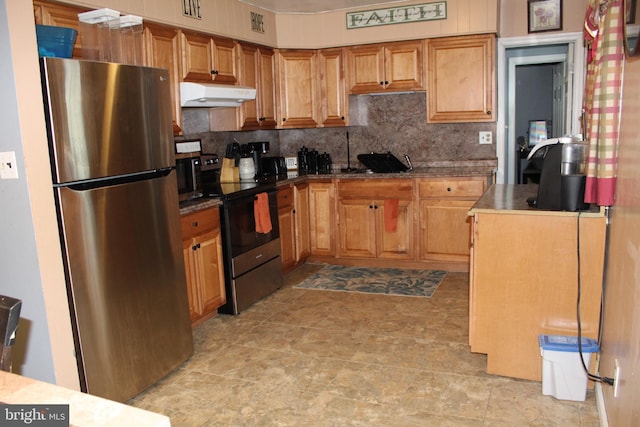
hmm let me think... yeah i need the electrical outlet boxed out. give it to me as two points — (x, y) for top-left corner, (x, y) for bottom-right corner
(479, 131), (492, 145)
(614, 359), (621, 398)
(0, 151), (18, 179)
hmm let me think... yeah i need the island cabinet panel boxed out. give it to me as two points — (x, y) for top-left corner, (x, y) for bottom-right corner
(337, 180), (414, 260)
(427, 34), (495, 123)
(468, 185), (606, 381)
(417, 177), (487, 264)
(181, 207), (226, 326)
(308, 181), (336, 257)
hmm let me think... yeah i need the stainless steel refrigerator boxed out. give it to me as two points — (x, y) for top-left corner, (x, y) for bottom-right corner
(40, 58), (193, 402)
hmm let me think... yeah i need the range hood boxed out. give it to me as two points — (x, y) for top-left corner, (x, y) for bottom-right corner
(180, 82), (256, 108)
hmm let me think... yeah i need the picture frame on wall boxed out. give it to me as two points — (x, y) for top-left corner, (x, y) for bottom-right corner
(528, 0), (563, 33)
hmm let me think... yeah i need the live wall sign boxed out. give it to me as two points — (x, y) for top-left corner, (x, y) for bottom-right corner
(346, 1), (447, 29)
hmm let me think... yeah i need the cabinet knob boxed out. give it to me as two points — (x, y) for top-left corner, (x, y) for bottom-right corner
(374, 205), (378, 209)
(282, 118), (287, 122)
(341, 116), (345, 120)
(379, 81), (384, 86)
(211, 70), (219, 75)
(191, 244), (199, 251)
(384, 81), (389, 85)
(486, 110), (492, 115)
(293, 209), (297, 214)
(369, 204), (373, 209)
(192, 221), (198, 227)
(447, 187), (452, 192)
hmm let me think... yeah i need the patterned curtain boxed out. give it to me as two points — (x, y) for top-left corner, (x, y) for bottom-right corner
(583, 0), (625, 206)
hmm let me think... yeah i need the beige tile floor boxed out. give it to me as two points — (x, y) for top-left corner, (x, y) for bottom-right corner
(130, 264), (600, 426)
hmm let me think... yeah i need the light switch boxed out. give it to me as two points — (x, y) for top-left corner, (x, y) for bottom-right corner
(0, 151), (19, 179)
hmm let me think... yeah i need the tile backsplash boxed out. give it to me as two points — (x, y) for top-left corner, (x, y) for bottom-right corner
(181, 92), (496, 169)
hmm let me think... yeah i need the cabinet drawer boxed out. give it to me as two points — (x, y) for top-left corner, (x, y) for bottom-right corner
(418, 178), (485, 198)
(338, 179), (413, 200)
(278, 186), (294, 208)
(181, 207), (220, 238)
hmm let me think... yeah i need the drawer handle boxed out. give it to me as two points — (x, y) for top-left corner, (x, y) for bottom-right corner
(192, 221), (199, 227)
(191, 243), (201, 251)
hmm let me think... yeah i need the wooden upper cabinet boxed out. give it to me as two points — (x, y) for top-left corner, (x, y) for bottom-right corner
(181, 31), (238, 84)
(238, 43), (276, 130)
(318, 48), (348, 127)
(144, 23), (182, 134)
(427, 34), (496, 123)
(276, 49), (320, 129)
(347, 40), (424, 94)
(33, 1), (87, 58)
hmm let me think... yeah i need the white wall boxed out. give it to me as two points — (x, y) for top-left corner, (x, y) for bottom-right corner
(0, 0), (79, 389)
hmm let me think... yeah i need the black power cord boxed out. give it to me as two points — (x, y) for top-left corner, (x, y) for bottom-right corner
(576, 211), (614, 386)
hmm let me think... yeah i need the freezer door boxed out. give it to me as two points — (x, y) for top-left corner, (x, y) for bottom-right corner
(41, 58), (174, 183)
(56, 171), (193, 402)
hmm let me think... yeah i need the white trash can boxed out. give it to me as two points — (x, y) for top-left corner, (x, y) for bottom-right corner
(538, 334), (599, 401)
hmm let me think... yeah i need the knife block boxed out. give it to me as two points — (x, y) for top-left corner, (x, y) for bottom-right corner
(220, 158), (239, 182)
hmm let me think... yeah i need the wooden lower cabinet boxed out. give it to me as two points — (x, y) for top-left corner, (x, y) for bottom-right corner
(417, 177), (487, 266)
(308, 181), (336, 257)
(278, 183), (311, 271)
(337, 180), (414, 260)
(181, 207), (225, 326)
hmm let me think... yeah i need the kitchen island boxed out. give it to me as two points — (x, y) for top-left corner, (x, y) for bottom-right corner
(0, 371), (169, 426)
(468, 184), (606, 381)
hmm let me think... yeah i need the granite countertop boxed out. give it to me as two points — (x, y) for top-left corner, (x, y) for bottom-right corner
(179, 161), (497, 215)
(469, 184), (605, 217)
(0, 371), (170, 427)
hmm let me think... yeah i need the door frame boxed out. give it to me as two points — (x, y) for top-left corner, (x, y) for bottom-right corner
(496, 32), (585, 184)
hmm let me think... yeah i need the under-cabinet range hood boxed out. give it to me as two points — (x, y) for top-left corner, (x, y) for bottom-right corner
(180, 82), (256, 108)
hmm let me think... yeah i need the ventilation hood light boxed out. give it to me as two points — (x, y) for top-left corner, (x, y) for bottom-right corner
(180, 82), (256, 108)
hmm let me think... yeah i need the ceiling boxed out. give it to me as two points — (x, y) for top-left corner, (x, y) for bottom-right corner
(238, 0), (405, 14)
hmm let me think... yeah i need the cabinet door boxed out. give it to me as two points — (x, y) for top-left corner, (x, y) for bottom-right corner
(34, 1), (86, 58)
(347, 44), (386, 93)
(144, 23), (182, 134)
(385, 40), (424, 92)
(181, 31), (214, 82)
(338, 199), (377, 258)
(376, 199), (414, 259)
(418, 199), (475, 261)
(294, 184), (311, 262)
(196, 229), (226, 314)
(211, 37), (239, 84)
(309, 182), (335, 256)
(427, 34), (495, 123)
(319, 48), (348, 127)
(278, 186), (296, 271)
(239, 44), (260, 129)
(182, 237), (200, 323)
(276, 50), (320, 128)
(278, 205), (296, 271)
(257, 48), (277, 128)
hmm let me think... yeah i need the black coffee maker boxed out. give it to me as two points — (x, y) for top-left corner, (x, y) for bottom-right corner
(529, 140), (589, 211)
(248, 141), (270, 177)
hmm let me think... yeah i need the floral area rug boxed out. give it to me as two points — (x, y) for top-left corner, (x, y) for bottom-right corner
(293, 265), (447, 298)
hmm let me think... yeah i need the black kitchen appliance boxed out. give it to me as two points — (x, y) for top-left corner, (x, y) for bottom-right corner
(527, 140), (589, 211)
(248, 141), (270, 177)
(262, 156), (288, 177)
(357, 152), (409, 173)
(203, 180), (283, 315)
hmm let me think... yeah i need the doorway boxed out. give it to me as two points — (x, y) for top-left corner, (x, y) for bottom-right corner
(496, 33), (585, 184)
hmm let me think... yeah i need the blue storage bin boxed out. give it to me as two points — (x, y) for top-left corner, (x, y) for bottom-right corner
(36, 25), (77, 58)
